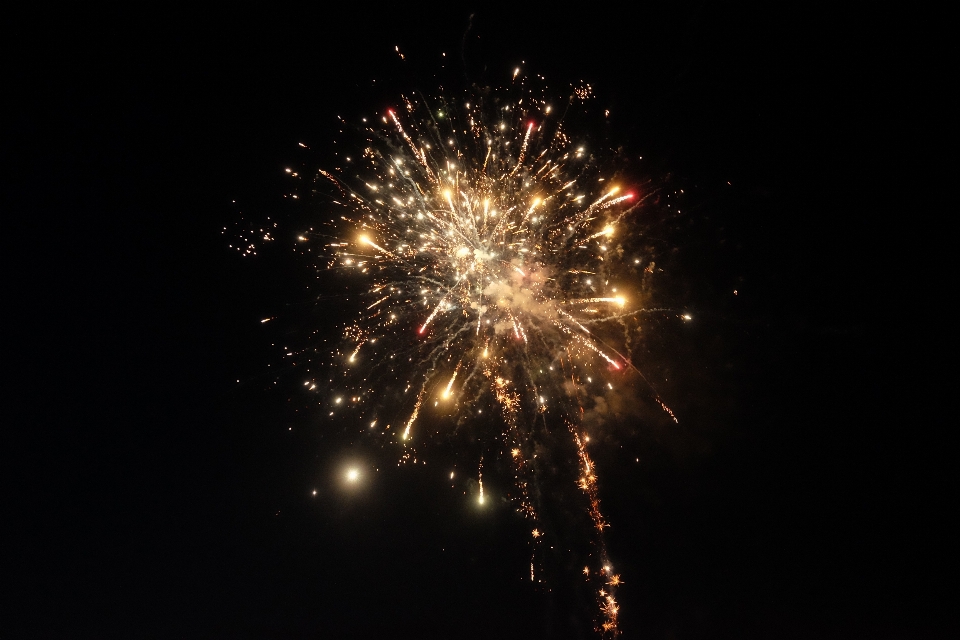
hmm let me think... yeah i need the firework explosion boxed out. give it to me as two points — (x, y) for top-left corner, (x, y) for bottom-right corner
(292, 72), (679, 636)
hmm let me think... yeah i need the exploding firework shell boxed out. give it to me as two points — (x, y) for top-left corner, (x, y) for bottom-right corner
(308, 80), (670, 636)
(322, 87), (646, 426)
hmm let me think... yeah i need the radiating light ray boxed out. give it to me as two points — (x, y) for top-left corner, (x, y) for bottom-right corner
(358, 235), (398, 259)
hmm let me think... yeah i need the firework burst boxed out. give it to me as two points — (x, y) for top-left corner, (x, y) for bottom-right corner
(294, 73), (677, 636)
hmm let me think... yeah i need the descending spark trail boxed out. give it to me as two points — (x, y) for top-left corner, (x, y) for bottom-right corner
(296, 73), (678, 637)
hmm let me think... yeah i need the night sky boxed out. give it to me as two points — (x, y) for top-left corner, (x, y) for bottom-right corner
(9, 5), (951, 639)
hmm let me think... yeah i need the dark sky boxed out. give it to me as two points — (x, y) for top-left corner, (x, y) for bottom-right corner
(9, 4), (950, 639)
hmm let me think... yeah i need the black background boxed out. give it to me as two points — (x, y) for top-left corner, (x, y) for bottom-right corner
(8, 4), (950, 638)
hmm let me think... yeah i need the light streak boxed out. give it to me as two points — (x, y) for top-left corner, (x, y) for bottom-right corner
(478, 461), (485, 505)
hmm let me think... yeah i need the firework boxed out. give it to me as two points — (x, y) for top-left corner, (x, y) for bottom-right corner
(296, 72), (676, 636)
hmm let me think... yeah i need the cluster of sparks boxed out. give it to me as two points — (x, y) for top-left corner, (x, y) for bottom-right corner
(291, 73), (679, 636)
